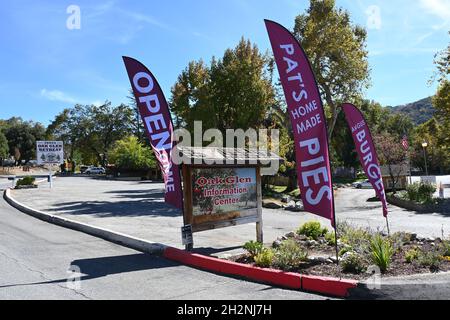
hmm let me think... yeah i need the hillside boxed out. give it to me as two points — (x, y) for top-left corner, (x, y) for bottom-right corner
(388, 97), (435, 125)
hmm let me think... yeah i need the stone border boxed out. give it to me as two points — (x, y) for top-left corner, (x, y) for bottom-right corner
(386, 194), (450, 213)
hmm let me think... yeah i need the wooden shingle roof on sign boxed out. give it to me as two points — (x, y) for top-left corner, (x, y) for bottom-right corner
(176, 146), (281, 165)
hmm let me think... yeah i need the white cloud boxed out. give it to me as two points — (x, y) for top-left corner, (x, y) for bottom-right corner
(40, 89), (78, 103)
(420, 0), (450, 20)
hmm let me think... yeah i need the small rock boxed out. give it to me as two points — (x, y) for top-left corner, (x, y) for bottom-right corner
(298, 235), (308, 241)
(310, 256), (328, 264)
(431, 242), (436, 247)
(295, 201), (304, 210)
(410, 233), (418, 241)
(307, 240), (318, 246)
(263, 201), (282, 209)
(281, 195), (290, 203)
(272, 239), (282, 248)
(286, 232), (296, 238)
(341, 252), (353, 260)
(281, 235), (288, 241)
(328, 256), (340, 263)
(427, 237), (435, 242)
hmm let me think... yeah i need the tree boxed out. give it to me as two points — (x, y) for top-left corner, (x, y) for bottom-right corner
(127, 89), (146, 143)
(109, 136), (156, 170)
(374, 133), (407, 193)
(411, 118), (449, 174)
(2, 117), (45, 164)
(410, 31), (450, 174)
(170, 38), (275, 133)
(0, 132), (8, 165)
(293, 0), (370, 139)
(47, 102), (134, 167)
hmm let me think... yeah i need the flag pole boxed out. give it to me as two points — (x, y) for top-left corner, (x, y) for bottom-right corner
(385, 216), (390, 237)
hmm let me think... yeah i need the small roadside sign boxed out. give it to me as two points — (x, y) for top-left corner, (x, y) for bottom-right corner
(36, 141), (64, 165)
(181, 225), (193, 247)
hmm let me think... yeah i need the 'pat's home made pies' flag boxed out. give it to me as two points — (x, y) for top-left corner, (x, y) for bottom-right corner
(265, 20), (335, 226)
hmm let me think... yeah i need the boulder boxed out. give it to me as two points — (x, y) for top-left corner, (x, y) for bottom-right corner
(262, 201), (282, 209)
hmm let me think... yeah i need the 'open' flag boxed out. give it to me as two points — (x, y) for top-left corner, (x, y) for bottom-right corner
(265, 20), (335, 226)
(123, 56), (183, 210)
(342, 103), (388, 217)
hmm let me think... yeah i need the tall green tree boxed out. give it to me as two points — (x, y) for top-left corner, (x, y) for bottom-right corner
(170, 38), (275, 133)
(109, 136), (156, 170)
(293, 0), (370, 139)
(374, 133), (407, 193)
(2, 117), (45, 164)
(47, 102), (134, 167)
(0, 131), (8, 165)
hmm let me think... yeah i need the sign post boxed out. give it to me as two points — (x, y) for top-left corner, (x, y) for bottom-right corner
(36, 141), (64, 188)
(178, 147), (280, 249)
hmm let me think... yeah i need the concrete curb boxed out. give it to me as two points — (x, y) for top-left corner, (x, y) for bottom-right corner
(3, 188), (167, 255)
(163, 247), (357, 297)
(4, 188), (357, 298)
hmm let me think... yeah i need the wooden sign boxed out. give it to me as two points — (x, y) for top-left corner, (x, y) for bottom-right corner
(182, 165), (263, 245)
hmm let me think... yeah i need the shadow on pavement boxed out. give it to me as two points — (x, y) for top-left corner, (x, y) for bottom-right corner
(0, 253), (180, 289)
(348, 282), (450, 300)
(192, 246), (243, 256)
(47, 188), (181, 218)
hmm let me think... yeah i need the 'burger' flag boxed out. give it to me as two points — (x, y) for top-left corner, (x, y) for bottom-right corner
(342, 103), (388, 217)
(123, 56), (183, 210)
(265, 20), (335, 226)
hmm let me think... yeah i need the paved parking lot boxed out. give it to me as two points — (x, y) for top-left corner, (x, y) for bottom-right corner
(8, 176), (450, 253)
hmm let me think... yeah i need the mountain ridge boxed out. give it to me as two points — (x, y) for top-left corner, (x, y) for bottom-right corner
(387, 96), (435, 125)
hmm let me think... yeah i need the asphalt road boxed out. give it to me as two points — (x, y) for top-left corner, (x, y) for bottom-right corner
(334, 188), (450, 237)
(0, 193), (327, 300)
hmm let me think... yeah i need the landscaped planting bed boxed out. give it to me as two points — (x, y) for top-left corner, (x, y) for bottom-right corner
(229, 221), (450, 280)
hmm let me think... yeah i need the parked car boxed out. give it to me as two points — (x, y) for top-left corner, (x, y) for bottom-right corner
(80, 165), (92, 174)
(85, 167), (106, 175)
(352, 179), (373, 189)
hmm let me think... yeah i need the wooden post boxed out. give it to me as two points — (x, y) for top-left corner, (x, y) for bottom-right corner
(256, 166), (263, 243)
(182, 165), (194, 250)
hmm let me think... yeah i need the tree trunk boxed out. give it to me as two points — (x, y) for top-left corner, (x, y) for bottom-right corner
(285, 173), (297, 192)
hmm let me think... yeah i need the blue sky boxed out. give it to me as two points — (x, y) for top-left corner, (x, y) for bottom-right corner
(0, 0), (449, 125)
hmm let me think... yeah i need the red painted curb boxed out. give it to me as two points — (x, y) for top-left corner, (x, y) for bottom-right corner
(163, 247), (301, 290)
(163, 247), (359, 297)
(301, 274), (358, 297)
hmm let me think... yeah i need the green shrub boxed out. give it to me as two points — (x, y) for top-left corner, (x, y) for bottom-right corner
(341, 252), (366, 274)
(418, 250), (441, 271)
(439, 240), (450, 257)
(391, 232), (412, 245)
(406, 183), (420, 202)
(243, 241), (264, 259)
(405, 248), (419, 263)
(324, 231), (336, 245)
(369, 234), (394, 273)
(297, 221), (327, 240)
(274, 239), (308, 270)
(337, 222), (372, 253)
(339, 245), (353, 257)
(391, 232), (413, 253)
(16, 176), (36, 186)
(254, 248), (274, 268)
(406, 182), (436, 204)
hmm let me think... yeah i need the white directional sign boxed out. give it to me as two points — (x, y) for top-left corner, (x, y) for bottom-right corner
(36, 141), (64, 165)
